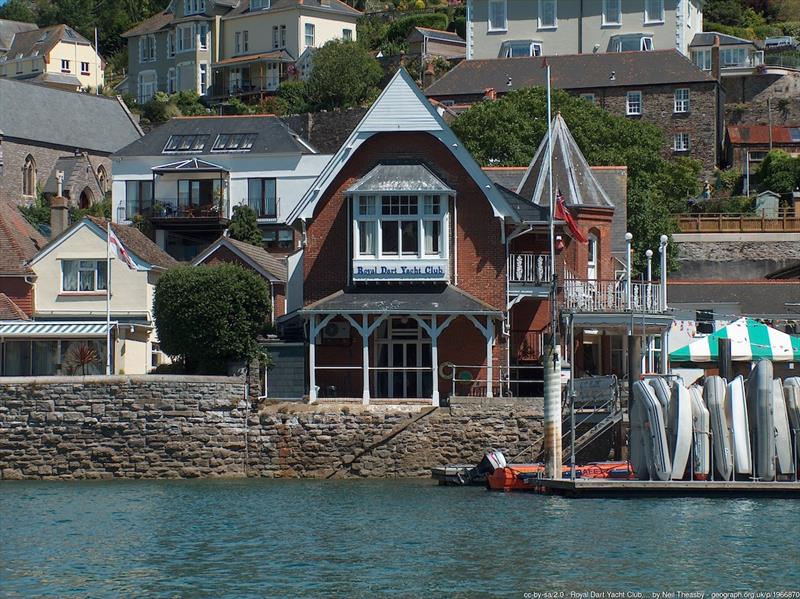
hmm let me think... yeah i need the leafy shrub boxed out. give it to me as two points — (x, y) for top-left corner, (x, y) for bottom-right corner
(385, 12), (449, 43)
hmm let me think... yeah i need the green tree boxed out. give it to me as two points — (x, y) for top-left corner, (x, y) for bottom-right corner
(0, 0), (37, 22)
(306, 40), (383, 110)
(451, 88), (702, 273)
(757, 149), (800, 194)
(704, 0), (747, 25)
(227, 205), (264, 246)
(277, 80), (311, 114)
(154, 264), (271, 373)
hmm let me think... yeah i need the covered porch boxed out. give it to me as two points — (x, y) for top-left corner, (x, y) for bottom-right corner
(209, 51), (293, 101)
(302, 287), (503, 406)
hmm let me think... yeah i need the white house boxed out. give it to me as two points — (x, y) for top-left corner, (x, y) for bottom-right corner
(111, 115), (331, 261)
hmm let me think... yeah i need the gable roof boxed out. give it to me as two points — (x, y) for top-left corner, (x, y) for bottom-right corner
(517, 114), (614, 208)
(288, 68), (516, 223)
(424, 50), (716, 98)
(0, 200), (47, 275)
(224, 0), (361, 19)
(0, 19), (37, 53)
(5, 24), (91, 61)
(43, 154), (101, 195)
(410, 27), (465, 44)
(121, 10), (174, 38)
(347, 164), (455, 194)
(0, 78), (143, 153)
(690, 32), (754, 47)
(29, 217), (179, 271)
(192, 237), (288, 282)
(0, 294), (30, 320)
(114, 115), (314, 157)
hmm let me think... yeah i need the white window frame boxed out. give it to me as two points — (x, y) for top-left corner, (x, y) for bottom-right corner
(243, 30), (249, 53)
(60, 260), (108, 294)
(674, 88), (690, 113)
(626, 91), (642, 116)
(198, 23), (208, 50)
(251, 0), (270, 9)
(352, 194), (448, 261)
(644, 0), (664, 24)
(80, 61), (90, 75)
(61, 59), (70, 73)
(538, 0), (557, 30)
(198, 63), (208, 95)
(500, 40), (543, 58)
(167, 31), (176, 58)
(137, 70), (158, 104)
(167, 67), (177, 94)
(178, 24), (195, 53)
(674, 132), (690, 152)
(305, 23), (315, 47)
(184, 0), (206, 16)
(721, 47), (747, 67)
(692, 49), (711, 70)
(602, 0), (621, 26)
(488, 0), (507, 32)
(343, 28), (353, 41)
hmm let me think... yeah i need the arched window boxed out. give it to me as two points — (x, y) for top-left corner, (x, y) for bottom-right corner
(22, 155), (36, 196)
(97, 165), (108, 194)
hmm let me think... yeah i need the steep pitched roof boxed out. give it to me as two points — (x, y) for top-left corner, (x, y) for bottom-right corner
(424, 50), (716, 97)
(192, 237), (288, 282)
(0, 78), (143, 153)
(225, 0), (361, 19)
(5, 24), (90, 60)
(114, 115), (314, 157)
(0, 294), (30, 320)
(0, 200), (47, 275)
(517, 114), (614, 208)
(0, 19), (37, 53)
(43, 155), (101, 194)
(288, 68), (516, 223)
(121, 10), (175, 38)
(86, 217), (179, 270)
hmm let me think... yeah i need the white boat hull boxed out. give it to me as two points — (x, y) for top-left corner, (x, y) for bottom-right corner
(747, 360), (776, 481)
(773, 379), (794, 475)
(634, 381), (672, 481)
(704, 376), (733, 481)
(689, 386), (711, 478)
(670, 384), (693, 480)
(726, 376), (752, 475)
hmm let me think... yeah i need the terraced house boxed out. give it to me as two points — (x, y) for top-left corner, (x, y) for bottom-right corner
(466, 0), (703, 59)
(123, 0), (360, 105)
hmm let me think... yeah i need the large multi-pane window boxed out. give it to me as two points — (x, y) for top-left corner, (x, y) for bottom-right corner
(248, 178), (277, 218)
(305, 23), (315, 47)
(692, 49), (711, 70)
(488, 0), (507, 31)
(626, 91), (642, 116)
(538, 0), (557, 29)
(721, 47), (747, 67)
(674, 88), (690, 113)
(644, 0), (664, 23)
(125, 180), (153, 219)
(62, 260), (108, 293)
(602, 0), (621, 25)
(353, 195), (446, 259)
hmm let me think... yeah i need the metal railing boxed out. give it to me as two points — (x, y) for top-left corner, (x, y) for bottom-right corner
(764, 52), (800, 70)
(510, 329), (545, 362)
(677, 209), (800, 233)
(722, 50), (764, 69)
(507, 253), (552, 285)
(121, 198), (231, 221)
(563, 277), (665, 313)
(208, 75), (281, 98)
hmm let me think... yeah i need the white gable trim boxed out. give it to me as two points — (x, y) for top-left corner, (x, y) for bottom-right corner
(287, 69), (516, 223)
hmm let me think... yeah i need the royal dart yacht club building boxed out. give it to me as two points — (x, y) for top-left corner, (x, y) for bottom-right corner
(287, 69), (671, 405)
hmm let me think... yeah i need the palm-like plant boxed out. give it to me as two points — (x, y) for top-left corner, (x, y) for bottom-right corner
(65, 343), (100, 376)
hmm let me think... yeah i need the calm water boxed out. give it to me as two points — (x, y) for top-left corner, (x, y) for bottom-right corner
(1, 479), (798, 598)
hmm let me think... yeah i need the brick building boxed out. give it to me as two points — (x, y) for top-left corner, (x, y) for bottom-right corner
(424, 50), (722, 170)
(0, 199), (46, 319)
(725, 124), (800, 173)
(0, 78), (142, 207)
(283, 69), (670, 404)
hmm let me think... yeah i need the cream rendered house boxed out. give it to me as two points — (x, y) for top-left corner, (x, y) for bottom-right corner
(5, 217), (179, 376)
(466, 0), (703, 60)
(0, 24), (104, 91)
(210, 0), (360, 100)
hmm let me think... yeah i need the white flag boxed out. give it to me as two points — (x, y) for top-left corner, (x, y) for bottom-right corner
(108, 225), (136, 270)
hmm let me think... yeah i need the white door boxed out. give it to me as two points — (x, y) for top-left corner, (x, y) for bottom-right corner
(587, 234), (598, 282)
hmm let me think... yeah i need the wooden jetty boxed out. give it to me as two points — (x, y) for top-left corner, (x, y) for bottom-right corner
(530, 478), (800, 498)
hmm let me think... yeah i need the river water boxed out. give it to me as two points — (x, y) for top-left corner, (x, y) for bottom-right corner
(1, 479), (798, 598)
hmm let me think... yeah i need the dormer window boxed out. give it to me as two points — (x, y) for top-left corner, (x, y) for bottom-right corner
(184, 0), (206, 15)
(251, 0), (270, 9)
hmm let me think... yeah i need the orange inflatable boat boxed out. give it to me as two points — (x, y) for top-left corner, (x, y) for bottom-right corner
(486, 461), (634, 492)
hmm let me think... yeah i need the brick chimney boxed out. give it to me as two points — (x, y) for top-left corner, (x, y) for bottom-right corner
(711, 35), (721, 82)
(483, 87), (497, 101)
(423, 62), (436, 88)
(50, 170), (69, 238)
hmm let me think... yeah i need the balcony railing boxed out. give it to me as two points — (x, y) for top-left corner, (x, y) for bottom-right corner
(119, 198), (230, 221)
(722, 50), (764, 69)
(508, 253), (552, 285)
(563, 278), (665, 314)
(208, 75), (281, 99)
(677, 209), (800, 233)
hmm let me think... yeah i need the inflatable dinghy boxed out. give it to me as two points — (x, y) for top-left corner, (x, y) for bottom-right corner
(726, 376), (752, 476)
(773, 380), (794, 476)
(747, 360), (776, 481)
(629, 387), (650, 480)
(634, 381), (671, 481)
(669, 383), (693, 480)
(689, 386), (711, 479)
(647, 377), (672, 438)
(784, 378), (800, 432)
(704, 376), (733, 481)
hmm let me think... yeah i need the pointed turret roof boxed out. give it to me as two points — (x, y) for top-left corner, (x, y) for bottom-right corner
(516, 114), (613, 209)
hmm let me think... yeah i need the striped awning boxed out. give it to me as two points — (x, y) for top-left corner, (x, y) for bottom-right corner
(670, 317), (800, 363)
(0, 321), (114, 338)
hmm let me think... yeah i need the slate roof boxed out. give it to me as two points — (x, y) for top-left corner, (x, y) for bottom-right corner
(0, 78), (143, 154)
(517, 114), (614, 208)
(194, 237), (288, 281)
(690, 32), (754, 47)
(0, 200), (47, 275)
(496, 185), (550, 222)
(727, 124), (800, 145)
(121, 10), (174, 38)
(0, 294), (30, 320)
(114, 115), (314, 157)
(5, 24), (90, 61)
(668, 281), (800, 318)
(347, 164), (455, 194)
(303, 285), (502, 314)
(424, 50), (716, 97)
(483, 166), (527, 191)
(410, 27), (465, 44)
(224, 0), (361, 19)
(27, 72), (83, 87)
(0, 19), (37, 53)
(85, 217), (179, 269)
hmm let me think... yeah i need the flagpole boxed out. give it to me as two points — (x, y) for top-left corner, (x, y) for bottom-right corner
(106, 221), (111, 375)
(546, 63), (556, 347)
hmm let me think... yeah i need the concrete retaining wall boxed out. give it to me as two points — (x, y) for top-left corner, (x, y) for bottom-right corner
(0, 377), (544, 479)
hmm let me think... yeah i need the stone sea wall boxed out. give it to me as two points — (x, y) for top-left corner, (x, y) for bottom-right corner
(0, 377), (544, 480)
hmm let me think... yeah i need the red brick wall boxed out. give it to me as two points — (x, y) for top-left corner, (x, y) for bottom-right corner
(0, 277), (34, 316)
(303, 131), (506, 310)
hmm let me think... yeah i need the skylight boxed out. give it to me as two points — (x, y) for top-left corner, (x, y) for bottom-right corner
(163, 135), (209, 153)
(211, 133), (258, 152)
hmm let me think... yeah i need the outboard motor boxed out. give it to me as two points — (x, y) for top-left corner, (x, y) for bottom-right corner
(462, 450), (507, 484)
